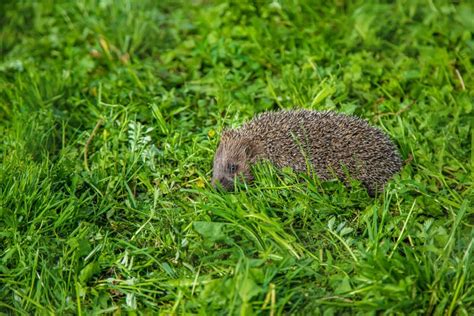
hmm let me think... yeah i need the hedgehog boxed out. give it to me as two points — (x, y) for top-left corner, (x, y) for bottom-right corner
(211, 109), (402, 195)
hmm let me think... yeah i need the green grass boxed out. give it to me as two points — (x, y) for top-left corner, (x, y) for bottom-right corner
(1, 0), (473, 314)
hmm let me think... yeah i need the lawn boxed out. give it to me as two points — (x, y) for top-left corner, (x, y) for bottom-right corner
(0, 0), (473, 314)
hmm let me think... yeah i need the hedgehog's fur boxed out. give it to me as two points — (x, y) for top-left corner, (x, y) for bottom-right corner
(211, 110), (402, 195)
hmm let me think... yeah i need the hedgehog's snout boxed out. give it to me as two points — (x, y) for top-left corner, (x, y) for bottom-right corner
(212, 175), (233, 190)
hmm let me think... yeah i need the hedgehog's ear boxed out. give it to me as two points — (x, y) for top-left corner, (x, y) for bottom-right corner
(242, 137), (256, 158)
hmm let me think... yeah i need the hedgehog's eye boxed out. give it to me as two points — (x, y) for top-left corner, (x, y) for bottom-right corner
(227, 163), (238, 173)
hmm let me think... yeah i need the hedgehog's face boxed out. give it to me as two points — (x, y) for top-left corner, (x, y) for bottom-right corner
(211, 132), (255, 190)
